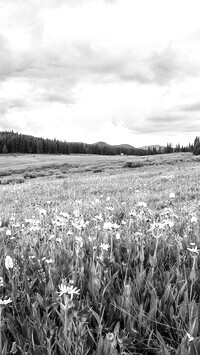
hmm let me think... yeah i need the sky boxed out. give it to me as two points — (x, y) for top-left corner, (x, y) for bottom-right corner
(0, 0), (200, 147)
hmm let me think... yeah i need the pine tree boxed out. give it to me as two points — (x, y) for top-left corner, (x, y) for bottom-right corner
(193, 141), (200, 155)
(2, 144), (8, 154)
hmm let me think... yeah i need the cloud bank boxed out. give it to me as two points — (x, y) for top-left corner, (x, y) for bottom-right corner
(0, 0), (200, 146)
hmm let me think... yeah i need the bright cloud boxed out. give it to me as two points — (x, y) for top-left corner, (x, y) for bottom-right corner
(0, 0), (200, 147)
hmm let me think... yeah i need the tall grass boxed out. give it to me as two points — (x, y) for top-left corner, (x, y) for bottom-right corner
(0, 161), (200, 354)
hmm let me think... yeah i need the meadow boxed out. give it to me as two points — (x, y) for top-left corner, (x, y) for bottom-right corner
(1, 152), (200, 354)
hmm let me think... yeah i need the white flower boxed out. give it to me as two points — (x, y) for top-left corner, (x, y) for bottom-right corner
(129, 210), (137, 217)
(167, 220), (174, 228)
(186, 332), (194, 342)
(100, 243), (110, 251)
(0, 298), (12, 306)
(6, 230), (11, 236)
(191, 216), (198, 223)
(49, 234), (55, 240)
(187, 245), (199, 255)
(106, 196), (110, 202)
(169, 193), (175, 199)
(45, 259), (54, 264)
(58, 283), (80, 298)
(60, 212), (69, 218)
(39, 209), (47, 216)
(5, 256), (14, 270)
(94, 213), (103, 221)
(112, 223), (121, 230)
(75, 236), (84, 247)
(0, 277), (3, 287)
(103, 222), (113, 230)
(116, 232), (120, 240)
(137, 202), (147, 207)
(164, 220), (174, 228)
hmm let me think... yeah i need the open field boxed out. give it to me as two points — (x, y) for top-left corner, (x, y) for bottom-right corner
(1, 153), (200, 354)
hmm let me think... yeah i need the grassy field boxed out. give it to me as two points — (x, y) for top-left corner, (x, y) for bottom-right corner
(1, 152), (200, 354)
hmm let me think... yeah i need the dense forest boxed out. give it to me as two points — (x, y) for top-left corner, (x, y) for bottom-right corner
(0, 131), (195, 156)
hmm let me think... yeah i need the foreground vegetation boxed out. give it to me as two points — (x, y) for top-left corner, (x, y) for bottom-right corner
(1, 153), (200, 354)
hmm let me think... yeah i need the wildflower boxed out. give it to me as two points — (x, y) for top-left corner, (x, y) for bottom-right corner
(191, 216), (198, 223)
(45, 259), (54, 264)
(103, 222), (113, 230)
(5, 255), (14, 270)
(60, 212), (69, 218)
(94, 213), (103, 221)
(186, 332), (194, 342)
(106, 332), (114, 342)
(49, 234), (55, 240)
(6, 230), (12, 236)
(58, 283), (80, 298)
(73, 210), (80, 218)
(187, 245), (199, 256)
(75, 236), (84, 247)
(0, 277), (3, 287)
(106, 206), (114, 211)
(169, 193), (175, 198)
(112, 223), (121, 229)
(0, 298), (12, 306)
(129, 210), (137, 217)
(100, 243), (110, 251)
(46, 200), (52, 205)
(137, 202), (147, 207)
(164, 220), (174, 228)
(116, 232), (120, 240)
(39, 209), (47, 216)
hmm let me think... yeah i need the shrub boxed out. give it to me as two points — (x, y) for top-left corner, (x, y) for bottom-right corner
(24, 171), (38, 179)
(93, 168), (103, 173)
(122, 161), (143, 168)
(14, 176), (25, 184)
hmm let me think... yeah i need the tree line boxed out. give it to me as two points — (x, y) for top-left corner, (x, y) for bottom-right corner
(0, 131), (196, 156)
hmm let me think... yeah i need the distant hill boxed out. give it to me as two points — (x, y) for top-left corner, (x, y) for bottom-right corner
(138, 145), (165, 152)
(94, 141), (111, 147)
(94, 142), (136, 150)
(113, 143), (135, 149)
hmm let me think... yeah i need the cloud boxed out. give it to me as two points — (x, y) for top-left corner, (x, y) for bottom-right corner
(129, 113), (199, 135)
(181, 102), (200, 112)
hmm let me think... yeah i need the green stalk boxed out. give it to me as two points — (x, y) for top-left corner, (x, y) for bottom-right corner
(0, 306), (2, 355)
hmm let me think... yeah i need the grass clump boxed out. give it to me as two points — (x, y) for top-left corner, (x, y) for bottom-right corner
(24, 171), (38, 179)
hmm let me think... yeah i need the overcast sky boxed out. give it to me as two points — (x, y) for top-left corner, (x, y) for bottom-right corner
(0, 0), (200, 147)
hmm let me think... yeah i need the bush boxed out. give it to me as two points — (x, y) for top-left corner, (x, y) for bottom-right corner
(193, 141), (200, 155)
(24, 171), (38, 179)
(122, 161), (143, 168)
(14, 176), (25, 184)
(93, 168), (103, 173)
